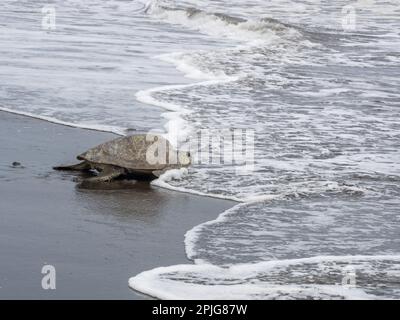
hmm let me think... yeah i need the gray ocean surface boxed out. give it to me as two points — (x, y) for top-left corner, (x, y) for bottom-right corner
(1, 0), (400, 299)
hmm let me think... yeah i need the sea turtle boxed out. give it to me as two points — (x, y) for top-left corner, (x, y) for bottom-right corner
(54, 134), (190, 182)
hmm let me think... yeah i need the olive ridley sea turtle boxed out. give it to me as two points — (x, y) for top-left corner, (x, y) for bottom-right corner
(54, 134), (191, 182)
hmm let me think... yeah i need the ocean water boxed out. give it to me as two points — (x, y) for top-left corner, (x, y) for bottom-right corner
(2, 0), (400, 299)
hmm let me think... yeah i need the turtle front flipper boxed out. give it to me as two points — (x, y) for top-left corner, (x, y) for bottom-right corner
(53, 161), (91, 171)
(83, 165), (124, 183)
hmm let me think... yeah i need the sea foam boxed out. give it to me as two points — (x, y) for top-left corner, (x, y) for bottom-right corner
(130, 254), (400, 299)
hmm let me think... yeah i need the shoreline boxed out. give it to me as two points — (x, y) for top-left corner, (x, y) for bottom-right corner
(0, 110), (234, 299)
(0, 107), (127, 136)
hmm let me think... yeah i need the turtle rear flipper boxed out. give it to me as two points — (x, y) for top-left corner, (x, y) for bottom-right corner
(53, 161), (91, 171)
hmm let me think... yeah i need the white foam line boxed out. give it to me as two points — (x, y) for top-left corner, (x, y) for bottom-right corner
(135, 77), (238, 112)
(0, 106), (125, 136)
(153, 176), (296, 204)
(157, 51), (240, 81)
(129, 277), (376, 300)
(184, 202), (244, 260)
(129, 253), (400, 300)
(152, 178), (244, 202)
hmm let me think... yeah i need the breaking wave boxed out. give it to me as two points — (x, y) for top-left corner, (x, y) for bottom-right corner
(144, 2), (304, 43)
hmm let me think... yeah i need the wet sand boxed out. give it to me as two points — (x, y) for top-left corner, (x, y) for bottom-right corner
(0, 111), (234, 299)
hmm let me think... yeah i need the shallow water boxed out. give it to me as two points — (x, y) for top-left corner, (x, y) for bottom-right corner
(2, 0), (400, 299)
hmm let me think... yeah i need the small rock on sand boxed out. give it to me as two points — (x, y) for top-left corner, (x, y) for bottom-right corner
(12, 161), (23, 168)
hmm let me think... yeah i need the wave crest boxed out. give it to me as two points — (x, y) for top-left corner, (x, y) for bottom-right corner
(145, 2), (303, 42)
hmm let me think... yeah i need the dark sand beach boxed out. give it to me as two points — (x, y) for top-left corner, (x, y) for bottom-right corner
(0, 111), (234, 299)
